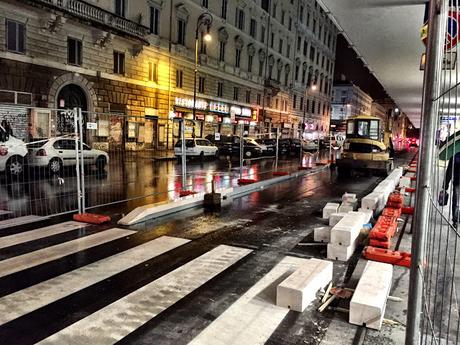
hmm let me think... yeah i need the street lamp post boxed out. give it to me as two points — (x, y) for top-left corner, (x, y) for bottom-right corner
(193, 13), (213, 123)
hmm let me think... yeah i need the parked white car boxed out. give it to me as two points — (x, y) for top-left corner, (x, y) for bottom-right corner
(27, 138), (109, 174)
(174, 139), (218, 159)
(0, 125), (28, 177)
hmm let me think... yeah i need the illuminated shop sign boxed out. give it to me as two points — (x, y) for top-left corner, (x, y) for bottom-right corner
(230, 106), (252, 117)
(175, 97), (208, 110)
(209, 102), (229, 114)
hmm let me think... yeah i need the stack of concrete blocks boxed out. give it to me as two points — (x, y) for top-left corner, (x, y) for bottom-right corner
(329, 212), (348, 227)
(314, 226), (331, 243)
(338, 193), (358, 213)
(361, 192), (385, 214)
(327, 212), (366, 261)
(322, 203), (340, 220)
(276, 258), (333, 312)
(349, 261), (393, 330)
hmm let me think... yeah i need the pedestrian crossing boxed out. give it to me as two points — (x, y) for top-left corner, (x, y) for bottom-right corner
(0, 221), (88, 249)
(0, 220), (310, 344)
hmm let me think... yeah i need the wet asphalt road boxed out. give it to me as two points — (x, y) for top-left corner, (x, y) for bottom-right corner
(0, 151), (323, 218)
(0, 149), (416, 344)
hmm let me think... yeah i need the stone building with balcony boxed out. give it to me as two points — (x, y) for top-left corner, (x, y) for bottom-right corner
(0, 0), (338, 150)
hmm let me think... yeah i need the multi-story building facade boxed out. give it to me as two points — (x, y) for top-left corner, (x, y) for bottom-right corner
(0, 0), (338, 150)
(331, 81), (372, 121)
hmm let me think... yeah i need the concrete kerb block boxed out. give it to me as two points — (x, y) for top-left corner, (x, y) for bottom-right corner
(327, 240), (357, 262)
(323, 203), (340, 220)
(314, 226), (331, 243)
(329, 213), (347, 227)
(330, 214), (362, 246)
(276, 258), (333, 312)
(350, 261), (393, 330)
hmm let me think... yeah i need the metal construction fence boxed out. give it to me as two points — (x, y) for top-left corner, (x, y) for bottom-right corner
(407, 1), (460, 344)
(0, 106), (324, 221)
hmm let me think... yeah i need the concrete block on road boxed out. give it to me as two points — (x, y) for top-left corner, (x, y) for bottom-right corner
(356, 209), (374, 223)
(342, 193), (357, 203)
(323, 203), (340, 220)
(350, 261), (393, 330)
(361, 192), (383, 211)
(331, 214), (362, 246)
(276, 258), (333, 312)
(329, 213), (347, 227)
(399, 176), (412, 188)
(339, 203), (354, 213)
(327, 241), (356, 261)
(314, 226), (331, 243)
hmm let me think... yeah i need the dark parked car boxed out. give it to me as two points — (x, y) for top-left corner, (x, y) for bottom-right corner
(289, 139), (302, 154)
(277, 139), (291, 155)
(255, 138), (276, 156)
(232, 137), (263, 159)
(205, 134), (233, 155)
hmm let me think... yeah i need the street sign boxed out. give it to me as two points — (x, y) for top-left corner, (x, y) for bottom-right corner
(214, 132), (221, 141)
(86, 122), (97, 130)
(447, 11), (460, 51)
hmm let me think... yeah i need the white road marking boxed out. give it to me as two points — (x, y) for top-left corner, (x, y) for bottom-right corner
(38, 245), (252, 345)
(0, 228), (135, 278)
(188, 256), (309, 345)
(0, 236), (190, 325)
(0, 221), (89, 249)
(0, 215), (48, 230)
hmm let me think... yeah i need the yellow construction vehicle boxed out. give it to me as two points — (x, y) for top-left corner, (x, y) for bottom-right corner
(336, 115), (394, 176)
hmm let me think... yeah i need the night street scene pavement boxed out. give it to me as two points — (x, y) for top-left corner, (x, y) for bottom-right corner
(0, 0), (458, 345)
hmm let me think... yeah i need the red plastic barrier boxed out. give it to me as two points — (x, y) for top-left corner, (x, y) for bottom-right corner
(238, 178), (257, 185)
(363, 246), (411, 268)
(73, 213), (111, 225)
(410, 176), (417, 181)
(405, 187), (416, 193)
(369, 238), (392, 249)
(369, 223), (398, 241)
(402, 207), (415, 215)
(272, 171), (289, 176)
(179, 190), (197, 197)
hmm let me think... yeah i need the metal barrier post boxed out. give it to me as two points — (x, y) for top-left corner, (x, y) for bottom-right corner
(181, 119), (186, 190)
(406, 1), (445, 344)
(73, 107), (83, 214)
(77, 107), (86, 213)
(275, 127), (279, 171)
(239, 124), (244, 179)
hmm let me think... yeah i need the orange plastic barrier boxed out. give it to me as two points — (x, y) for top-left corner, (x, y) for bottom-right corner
(73, 213), (111, 225)
(382, 207), (402, 218)
(363, 246), (411, 268)
(369, 238), (392, 249)
(404, 187), (416, 193)
(402, 207), (415, 215)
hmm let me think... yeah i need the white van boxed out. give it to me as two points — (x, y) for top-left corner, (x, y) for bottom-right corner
(0, 124), (28, 177)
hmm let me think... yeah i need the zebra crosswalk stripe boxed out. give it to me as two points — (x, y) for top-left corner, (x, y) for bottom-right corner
(188, 256), (309, 345)
(37, 245), (252, 345)
(0, 221), (89, 249)
(0, 236), (190, 326)
(0, 228), (135, 278)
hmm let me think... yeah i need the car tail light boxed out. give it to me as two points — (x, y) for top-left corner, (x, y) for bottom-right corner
(36, 149), (47, 156)
(0, 147), (7, 156)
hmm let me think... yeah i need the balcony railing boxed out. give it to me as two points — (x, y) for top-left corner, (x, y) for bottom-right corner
(33, 0), (149, 40)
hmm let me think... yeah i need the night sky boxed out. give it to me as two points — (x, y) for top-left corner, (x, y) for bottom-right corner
(334, 34), (393, 103)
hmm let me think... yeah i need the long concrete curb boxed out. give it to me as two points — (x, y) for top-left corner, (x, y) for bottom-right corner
(118, 165), (329, 226)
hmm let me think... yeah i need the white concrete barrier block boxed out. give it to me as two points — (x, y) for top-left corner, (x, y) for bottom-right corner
(399, 176), (412, 188)
(276, 258), (333, 312)
(314, 226), (331, 242)
(350, 261), (393, 330)
(361, 193), (380, 211)
(329, 213), (347, 227)
(331, 214), (362, 246)
(338, 203), (354, 213)
(342, 193), (357, 203)
(357, 209), (374, 223)
(327, 241), (356, 261)
(322, 203), (340, 220)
